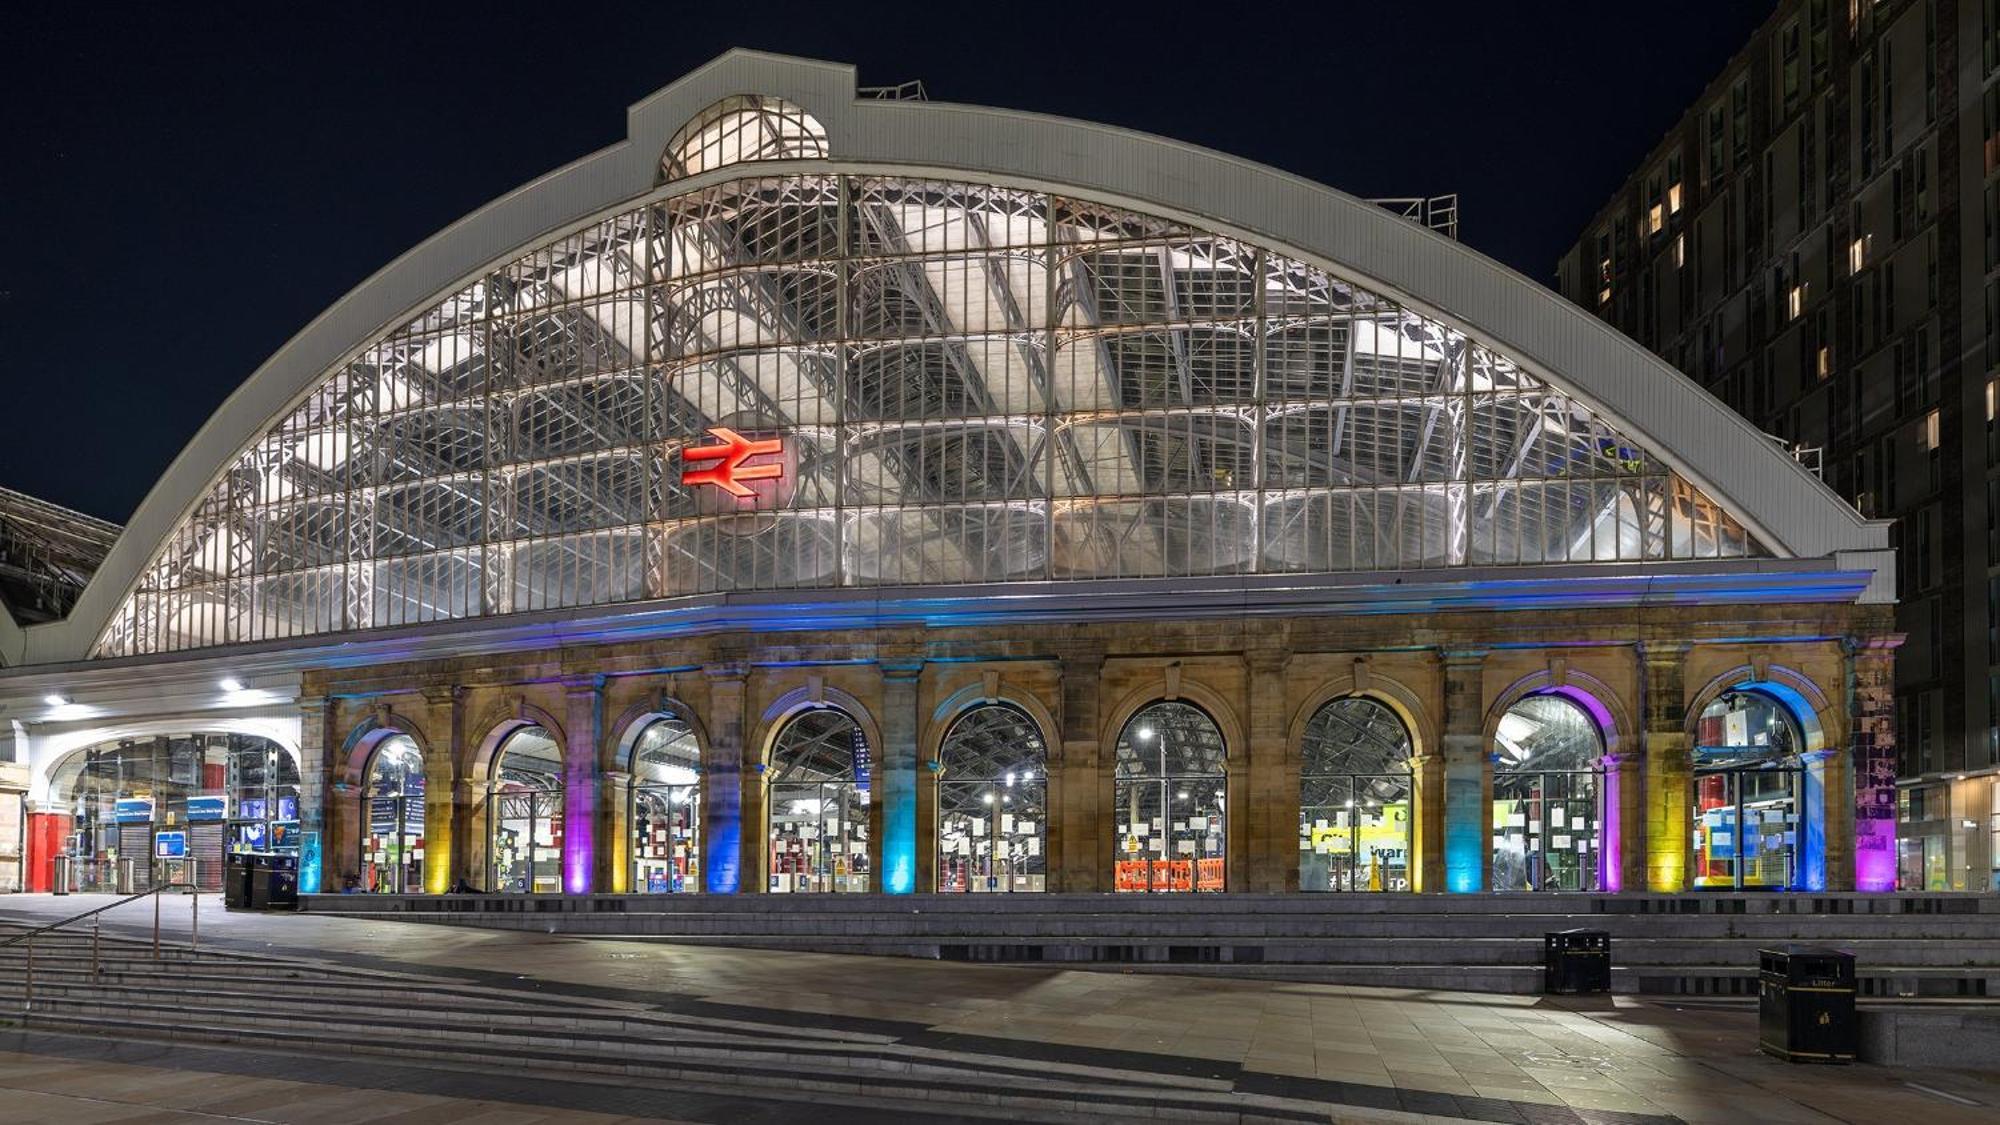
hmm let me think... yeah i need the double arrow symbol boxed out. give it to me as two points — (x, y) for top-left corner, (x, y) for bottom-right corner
(680, 427), (785, 498)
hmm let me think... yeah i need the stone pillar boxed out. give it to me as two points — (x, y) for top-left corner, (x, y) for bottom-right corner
(602, 769), (631, 894)
(1057, 646), (1106, 892)
(1245, 650), (1291, 893)
(1439, 650), (1489, 893)
(422, 686), (472, 892)
(329, 708), (361, 892)
(399, 696), (454, 896)
(1640, 643), (1691, 893)
(1602, 752), (1644, 893)
(705, 663), (749, 893)
(877, 659), (922, 894)
(1408, 749), (1445, 893)
(1848, 636), (1900, 891)
(561, 675), (605, 895)
(296, 695), (334, 893)
(916, 710), (941, 895)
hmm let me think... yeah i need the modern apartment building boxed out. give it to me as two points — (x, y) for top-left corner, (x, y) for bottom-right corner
(1556, 0), (1999, 889)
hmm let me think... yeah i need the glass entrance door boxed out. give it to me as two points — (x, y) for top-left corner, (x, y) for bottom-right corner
(365, 794), (424, 893)
(489, 787), (563, 893)
(768, 780), (868, 893)
(1493, 771), (1599, 892)
(1693, 766), (1802, 889)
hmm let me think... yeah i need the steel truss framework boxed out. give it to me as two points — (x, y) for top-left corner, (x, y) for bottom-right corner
(94, 119), (1762, 657)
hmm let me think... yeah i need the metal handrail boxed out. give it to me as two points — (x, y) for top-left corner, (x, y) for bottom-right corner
(0, 885), (179, 950)
(3, 879), (201, 1016)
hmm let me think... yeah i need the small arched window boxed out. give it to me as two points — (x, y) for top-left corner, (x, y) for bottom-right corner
(661, 95), (828, 182)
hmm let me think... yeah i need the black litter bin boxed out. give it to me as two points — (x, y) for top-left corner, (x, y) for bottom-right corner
(248, 853), (299, 910)
(224, 853), (253, 909)
(1759, 946), (1856, 1063)
(1545, 929), (1611, 993)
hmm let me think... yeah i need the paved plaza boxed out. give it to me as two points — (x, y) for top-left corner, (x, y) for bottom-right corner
(0, 895), (1997, 1122)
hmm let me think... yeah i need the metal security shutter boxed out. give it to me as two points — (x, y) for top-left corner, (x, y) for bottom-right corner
(189, 823), (226, 891)
(118, 825), (152, 890)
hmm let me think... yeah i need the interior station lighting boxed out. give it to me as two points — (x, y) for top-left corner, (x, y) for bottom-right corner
(43, 693), (70, 707)
(219, 676), (245, 693)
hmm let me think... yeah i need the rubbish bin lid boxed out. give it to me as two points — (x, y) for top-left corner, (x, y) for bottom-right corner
(1759, 944), (1852, 958)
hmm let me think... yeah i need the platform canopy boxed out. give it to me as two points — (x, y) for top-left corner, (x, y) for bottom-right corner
(26, 52), (1881, 663)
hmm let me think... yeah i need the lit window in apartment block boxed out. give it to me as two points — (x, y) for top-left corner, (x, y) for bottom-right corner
(1673, 234), (1686, 268)
(1850, 236), (1868, 274)
(1667, 182), (1683, 213)
(1818, 345), (1833, 380)
(1647, 203), (1664, 234)
(1921, 409), (1940, 450)
(1789, 284), (1806, 320)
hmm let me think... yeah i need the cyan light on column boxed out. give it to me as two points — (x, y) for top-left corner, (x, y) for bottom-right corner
(299, 830), (322, 894)
(883, 790), (916, 894)
(1444, 772), (1483, 893)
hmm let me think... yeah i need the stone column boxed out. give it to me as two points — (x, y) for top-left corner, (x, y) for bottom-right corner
(1640, 643), (1691, 893)
(1439, 650), (1489, 893)
(1245, 650), (1291, 893)
(1057, 645), (1106, 892)
(296, 695), (334, 893)
(704, 663), (750, 893)
(916, 714), (940, 895)
(328, 707), (361, 892)
(602, 769), (631, 894)
(1602, 752), (1644, 893)
(421, 686), (472, 892)
(1408, 749), (1445, 893)
(877, 659), (922, 894)
(561, 675), (605, 895)
(1847, 636), (1900, 891)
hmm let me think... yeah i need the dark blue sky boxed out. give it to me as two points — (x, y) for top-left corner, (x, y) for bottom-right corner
(1, 2), (1771, 523)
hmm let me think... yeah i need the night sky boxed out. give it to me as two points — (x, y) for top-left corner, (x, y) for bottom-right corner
(2, 2), (1772, 524)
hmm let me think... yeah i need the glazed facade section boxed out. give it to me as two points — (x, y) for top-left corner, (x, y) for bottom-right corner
(94, 174), (1761, 657)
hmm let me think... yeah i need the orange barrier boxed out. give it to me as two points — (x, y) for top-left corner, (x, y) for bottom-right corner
(1196, 857), (1225, 891)
(1114, 856), (1225, 891)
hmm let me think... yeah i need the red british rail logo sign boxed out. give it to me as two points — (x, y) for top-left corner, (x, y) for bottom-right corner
(681, 427), (785, 499)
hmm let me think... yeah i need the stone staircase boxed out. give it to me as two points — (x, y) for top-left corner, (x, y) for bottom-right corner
(303, 890), (2000, 997)
(0, 919), (1332, 1123)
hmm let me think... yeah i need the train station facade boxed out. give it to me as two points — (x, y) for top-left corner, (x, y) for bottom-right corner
(0, 52), (1902, 901)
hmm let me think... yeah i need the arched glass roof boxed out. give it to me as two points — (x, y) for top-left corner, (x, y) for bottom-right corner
(90, 166), (1766, 656)
(661, 95), (827, 183)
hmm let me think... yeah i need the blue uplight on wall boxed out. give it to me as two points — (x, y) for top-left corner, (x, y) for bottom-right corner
(705, 819), (740, 894)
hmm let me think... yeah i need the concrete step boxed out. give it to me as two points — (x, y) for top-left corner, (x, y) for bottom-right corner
(6, 1008), (1325, 1124)
(302, 890), (2000, 917)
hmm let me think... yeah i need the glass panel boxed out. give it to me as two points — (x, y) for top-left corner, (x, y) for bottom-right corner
(767, 708), (870, 892)
(936, 704), (1047, 891)
(1113, 701), (1226, 892)
(1300, 697), (1414, 892)
(1493, 695), (1602, 892)
(94, 175), (1771, 658)
(630, 716), (702, 893)
(490, 726), (563, 893)
(1693, 689), (1808, 889)
(363, 735), (425, 894)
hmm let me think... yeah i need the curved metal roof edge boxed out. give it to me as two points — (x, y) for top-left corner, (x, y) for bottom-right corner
(30, 49), (1890, 665)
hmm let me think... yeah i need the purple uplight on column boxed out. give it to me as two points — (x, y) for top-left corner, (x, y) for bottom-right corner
(565, 775), (595, 895)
